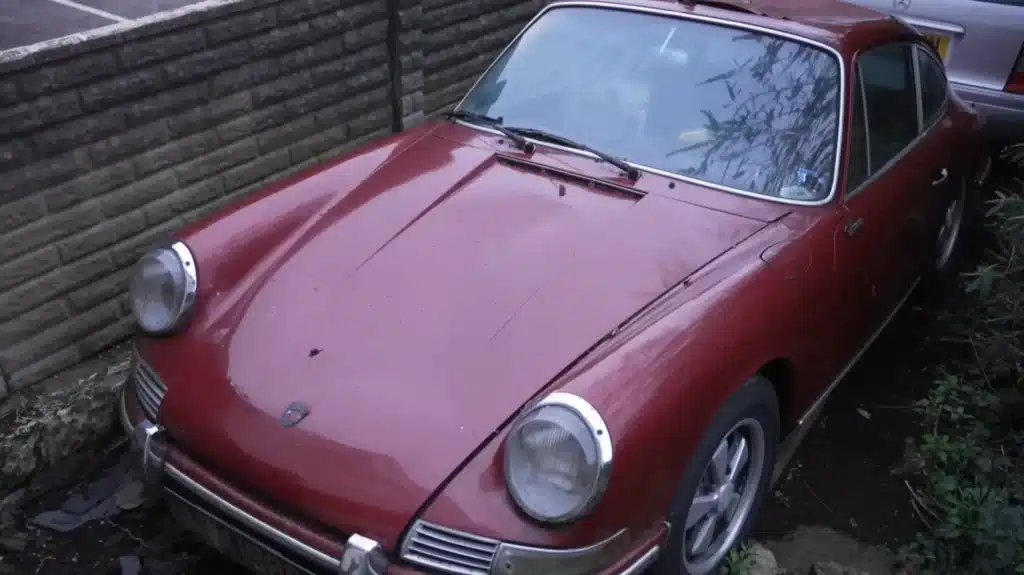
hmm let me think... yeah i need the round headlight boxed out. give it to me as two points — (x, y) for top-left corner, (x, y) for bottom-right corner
(129, 242), (198, 335)
(504, 392), (613, 524)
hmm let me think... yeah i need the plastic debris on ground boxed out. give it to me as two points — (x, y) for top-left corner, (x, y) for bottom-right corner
(29, 454), (145, 533)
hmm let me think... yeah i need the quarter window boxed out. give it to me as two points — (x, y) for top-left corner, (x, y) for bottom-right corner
(857, 44), (918, 173)
(917, 47), (948, 126)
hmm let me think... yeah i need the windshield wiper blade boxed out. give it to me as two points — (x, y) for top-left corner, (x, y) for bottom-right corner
(442, 110), (535, 153)
(504, 127), (640, 181)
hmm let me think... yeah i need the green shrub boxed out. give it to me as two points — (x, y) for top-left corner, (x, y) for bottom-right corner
(902, 145), (1024, 574)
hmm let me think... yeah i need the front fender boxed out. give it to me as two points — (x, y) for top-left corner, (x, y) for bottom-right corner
(410, 219), (807, 549)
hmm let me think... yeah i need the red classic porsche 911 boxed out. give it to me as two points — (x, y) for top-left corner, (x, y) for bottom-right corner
(118, 0), (989, 573)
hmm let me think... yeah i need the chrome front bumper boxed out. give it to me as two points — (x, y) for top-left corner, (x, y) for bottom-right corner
(118, 389), (389, 575)
(118, 387), (660, 575)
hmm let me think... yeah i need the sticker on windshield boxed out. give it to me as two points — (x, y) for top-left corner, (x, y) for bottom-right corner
(780, 168), (826, 201)
(796, 168), (822, 188)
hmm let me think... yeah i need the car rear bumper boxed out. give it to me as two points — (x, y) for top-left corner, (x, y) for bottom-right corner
(118, 384), (664, 575)
(952, 81), (1024, 143)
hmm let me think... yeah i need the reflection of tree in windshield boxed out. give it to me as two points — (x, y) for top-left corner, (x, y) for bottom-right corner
(665, 33), (839, 200)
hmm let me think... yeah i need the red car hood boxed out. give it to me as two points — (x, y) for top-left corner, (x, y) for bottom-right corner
(151, 132), (770, 549)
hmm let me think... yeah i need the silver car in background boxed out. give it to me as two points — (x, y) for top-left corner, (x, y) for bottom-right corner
(847, 0), (1023, 146)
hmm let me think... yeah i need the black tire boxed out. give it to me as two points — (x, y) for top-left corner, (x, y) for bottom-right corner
(974, 145), (996, 188)
(652, 376), (780, 575)
(924, 173), (977, 300)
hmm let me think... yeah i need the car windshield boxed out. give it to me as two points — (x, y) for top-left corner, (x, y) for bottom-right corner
(456, 6), (842, 202)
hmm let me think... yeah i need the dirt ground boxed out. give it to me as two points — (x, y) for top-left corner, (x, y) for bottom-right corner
(751, 291), (940, 548)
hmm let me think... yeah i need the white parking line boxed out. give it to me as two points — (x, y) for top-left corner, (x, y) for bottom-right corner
(45, 0), (131, 23)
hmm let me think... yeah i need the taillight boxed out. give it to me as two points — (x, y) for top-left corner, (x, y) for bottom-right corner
(1005, 43), (1024, 94)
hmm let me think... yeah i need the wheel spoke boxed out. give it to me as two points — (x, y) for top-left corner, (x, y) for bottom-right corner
(709, 440), (730, 485)
(688, 512), (718, 557)
(725, 489), (741, 520)
(726, 436), (748, 483)
(686, 493), (719, 529)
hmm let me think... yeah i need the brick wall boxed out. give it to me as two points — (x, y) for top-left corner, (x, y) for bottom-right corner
(0, 0), (548, 401)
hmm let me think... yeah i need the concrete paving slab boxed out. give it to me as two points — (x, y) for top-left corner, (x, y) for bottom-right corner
(74, 0), (202, 22)
(0, 0), (205, 53)
(764, 525), (896, 575)
(0, 0), (117, 52)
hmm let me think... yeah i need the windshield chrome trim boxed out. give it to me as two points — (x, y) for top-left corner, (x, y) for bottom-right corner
(451, 0), (847, 208)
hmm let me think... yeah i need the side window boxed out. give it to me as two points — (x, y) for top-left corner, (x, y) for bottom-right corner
(858, 44), (919, 173)
(917, 46), (948, 127)
(847, 66), (870, 192)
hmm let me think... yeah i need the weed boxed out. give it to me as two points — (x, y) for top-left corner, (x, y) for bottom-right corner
(773, 489), (791, 508)
(901, 146), (1024, 574)
(720, 542), (755, 575)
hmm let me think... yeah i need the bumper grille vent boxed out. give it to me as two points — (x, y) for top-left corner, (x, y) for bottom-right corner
(132, 349), (167, 422)
(401, 520), (500, 575)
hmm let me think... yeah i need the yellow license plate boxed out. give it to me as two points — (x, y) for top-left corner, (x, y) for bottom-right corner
(923, 34), (951, 62)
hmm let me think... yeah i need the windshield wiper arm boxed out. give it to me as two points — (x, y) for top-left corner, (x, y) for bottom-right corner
(442, 110), (535, 153)
(504, 127), (640, 181)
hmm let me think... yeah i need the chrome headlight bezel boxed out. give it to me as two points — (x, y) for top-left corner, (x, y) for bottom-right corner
(503, 391), (614, 525)
(128, 241), (198, 336)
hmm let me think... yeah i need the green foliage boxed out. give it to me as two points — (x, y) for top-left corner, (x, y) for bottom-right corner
(905, 374), (1023, 573)
(902, 146), (1024, 574)
(720, 542), (755, 575)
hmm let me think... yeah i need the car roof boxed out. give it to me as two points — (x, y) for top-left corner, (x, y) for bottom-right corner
(548, 0), (914, 54)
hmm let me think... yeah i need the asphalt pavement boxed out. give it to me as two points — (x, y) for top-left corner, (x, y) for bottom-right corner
(0, 0), (201, 52)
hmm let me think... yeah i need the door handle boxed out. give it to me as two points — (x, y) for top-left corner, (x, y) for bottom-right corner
(932, 168), (948, 186)
(845, 217), (864, 237)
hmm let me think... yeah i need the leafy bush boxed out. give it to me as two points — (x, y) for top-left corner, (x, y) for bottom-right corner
(902, 146), (1024, 574)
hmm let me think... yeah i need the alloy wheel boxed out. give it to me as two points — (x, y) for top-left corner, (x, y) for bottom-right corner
(681, 418), (766, 574)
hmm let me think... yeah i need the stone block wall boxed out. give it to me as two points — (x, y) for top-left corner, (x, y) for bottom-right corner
(0, 0), (550, 400)
(421, 0), (547, 115)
